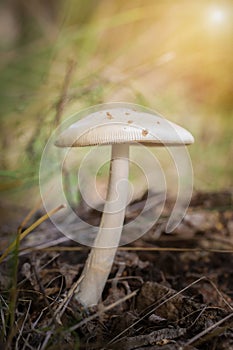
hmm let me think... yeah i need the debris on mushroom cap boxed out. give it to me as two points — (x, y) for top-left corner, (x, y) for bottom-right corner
(55, 107), (194, 147)
(142, 129), (149, 137)
(106, 112), (113, 119)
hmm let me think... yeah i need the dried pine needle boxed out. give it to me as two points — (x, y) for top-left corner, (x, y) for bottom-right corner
(0, 204), (65, 264)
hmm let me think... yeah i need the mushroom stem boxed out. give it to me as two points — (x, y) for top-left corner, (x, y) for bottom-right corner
(76, 144), (129, 307)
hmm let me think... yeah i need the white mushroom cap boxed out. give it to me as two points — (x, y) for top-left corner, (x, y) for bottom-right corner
(55, 107), (194, 147)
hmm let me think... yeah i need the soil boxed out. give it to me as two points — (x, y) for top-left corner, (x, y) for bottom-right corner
(0, 190), (232, 349)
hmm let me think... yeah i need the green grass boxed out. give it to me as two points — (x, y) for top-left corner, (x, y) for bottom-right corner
(0, 0), (232, 210)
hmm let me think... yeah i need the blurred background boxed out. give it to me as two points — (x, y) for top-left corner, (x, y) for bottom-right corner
(0, 0), (232, 226)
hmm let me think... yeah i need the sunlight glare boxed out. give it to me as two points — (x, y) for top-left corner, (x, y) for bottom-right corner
(208, 7), (226, 24)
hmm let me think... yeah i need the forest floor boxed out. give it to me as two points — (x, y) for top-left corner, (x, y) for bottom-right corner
(0, 190), (233, 350)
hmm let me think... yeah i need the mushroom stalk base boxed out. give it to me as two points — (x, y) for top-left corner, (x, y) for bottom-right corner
(75, 144), (129, 307)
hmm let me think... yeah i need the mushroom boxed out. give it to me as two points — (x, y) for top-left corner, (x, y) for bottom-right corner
(55, 106), (194, 307)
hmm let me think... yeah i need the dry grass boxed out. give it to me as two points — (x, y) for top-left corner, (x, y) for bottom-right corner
(1, 191), (233, 349)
